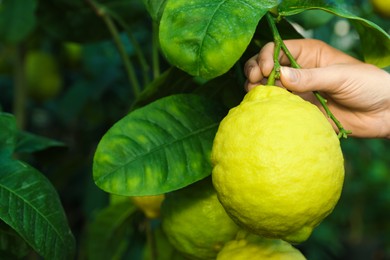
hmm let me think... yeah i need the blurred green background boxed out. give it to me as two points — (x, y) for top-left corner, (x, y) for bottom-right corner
(0, 0), (390, 259)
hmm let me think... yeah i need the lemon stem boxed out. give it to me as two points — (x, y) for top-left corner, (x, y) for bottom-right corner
(265, 13), (281, 86)
(265, 12), (351, 139)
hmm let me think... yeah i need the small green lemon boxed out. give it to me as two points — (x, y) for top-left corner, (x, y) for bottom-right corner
(131, 194), (165, 219)
(217, 233), (306, 260)
(211, 85), (344, 243)
(161, 177), (240, 260)
(25, 51), (63, 101)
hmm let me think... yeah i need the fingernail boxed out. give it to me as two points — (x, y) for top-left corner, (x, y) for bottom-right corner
(281, 67), (297, 83)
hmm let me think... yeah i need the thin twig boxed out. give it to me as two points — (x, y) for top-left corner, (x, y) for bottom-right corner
(106, 9), (151, 86)
(85, 0), (141, 97)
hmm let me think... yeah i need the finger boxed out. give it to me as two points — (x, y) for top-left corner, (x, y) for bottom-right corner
(257, 42), (276, 76)
(245, 81), (259, 92)
(244, 54), (258, 78)
(280, 66), (349, 94)
(244, 55), (265, 84)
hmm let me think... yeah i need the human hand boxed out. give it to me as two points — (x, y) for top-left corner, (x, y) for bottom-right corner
(244, 39), (390, 139)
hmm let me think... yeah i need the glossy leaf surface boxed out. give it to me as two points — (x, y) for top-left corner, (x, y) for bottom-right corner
(93, 94), (225, 196)
(159, 0), (278, 79)
(0, 159), (75, 259)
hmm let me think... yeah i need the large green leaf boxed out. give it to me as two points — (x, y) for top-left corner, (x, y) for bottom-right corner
(0, 0), (37, 44)
(159, 0), (278, 79)
(87, 201), (136, 260)
(93, 94), (225, 196)
(0, 159), (75, 259)
(278, 1), (390, 68)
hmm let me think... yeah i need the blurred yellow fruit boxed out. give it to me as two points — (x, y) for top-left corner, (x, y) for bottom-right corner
(131, 194), (165, 219)
(62, 42), (83, 67)
(371, 0), (390, 18)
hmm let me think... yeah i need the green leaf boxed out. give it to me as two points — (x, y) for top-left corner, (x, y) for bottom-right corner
(287, 9), (334, 29)
(87, 201), (136, 260)
(0, 159), (75, 259)
(0, 113), (16, 158)
(0, 0), (37, 44)
(93, 94), (225, 196)
(159, 0), (278, 79)
(350, 20), (390, 68)
(142, 0), (168, 23)
(278, 1), (390, 68)
(15, 131), (66, 154)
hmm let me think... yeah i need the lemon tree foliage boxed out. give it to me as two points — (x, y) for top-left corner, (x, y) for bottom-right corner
(158, 0), (390, 80)
(278, 0), (390, 68)
(0, 161), (76, 259)
(93, 94), (225, 196)
(0, 0), (389, 258)
(159, 0), (279, 79)
(0, 113), (75, 259)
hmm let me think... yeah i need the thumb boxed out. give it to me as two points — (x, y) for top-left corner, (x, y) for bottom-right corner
(280, 66), (343, 93)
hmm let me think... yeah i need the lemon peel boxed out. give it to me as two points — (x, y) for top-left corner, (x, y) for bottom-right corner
(211, 85), (344, 243)
(217, 233), (306, 260)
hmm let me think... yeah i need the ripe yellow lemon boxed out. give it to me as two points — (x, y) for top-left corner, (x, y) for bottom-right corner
(130, 194), (165, 219)
(161, 177), (240, 260)
(371, 0), (390, 18)
(211, 85), (344, 243)
(217, 233), (306, 260)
